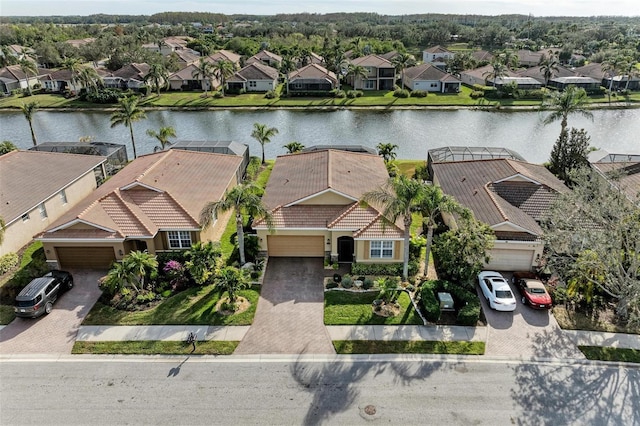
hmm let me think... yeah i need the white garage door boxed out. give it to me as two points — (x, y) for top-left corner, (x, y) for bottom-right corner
(485, 248), (534, 271)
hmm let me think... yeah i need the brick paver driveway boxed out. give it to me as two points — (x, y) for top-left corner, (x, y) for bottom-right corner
(234, 258), (335, 355)
(478, 273), (583, 359)
(0, 269), (104, 354)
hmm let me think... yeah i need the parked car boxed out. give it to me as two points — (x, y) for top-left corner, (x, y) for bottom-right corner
(478, 271), (517, 312)
(14, 270), (74, 318)
(512, 271), (553, 309)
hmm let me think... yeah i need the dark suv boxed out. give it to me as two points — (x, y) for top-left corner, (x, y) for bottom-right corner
(14, 271), (74, 318)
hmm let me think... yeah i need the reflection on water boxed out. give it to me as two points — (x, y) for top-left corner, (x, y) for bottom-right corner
(1, 108), (639, 163)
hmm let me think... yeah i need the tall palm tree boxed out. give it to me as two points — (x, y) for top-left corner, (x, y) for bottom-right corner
(192, 57), (215, 96)
(483, 60), (508, 87)
(147, 126), (177, 152)
(60, 57), (83, 94)
(20, 101), (39, 146)
(346, 63), (369, 90)
(144, 63), (169, 96)
(542, 85), (593, 137)
(110, 96), (147, 159)
(391, 53), (415, 88)
(602, 56), (625, 103)
(376, 142), (399, 164)
(251, 122), (279, 165)
(123, 250), (158, 292)
(199, 182), (273, 265)
(0, 45), (19, 67)
(211, 59), (235, 96)
(539, 53), (560, 87)
(77, 67), (102, 95)
(623, 61), (639, 91)
(283, 141), (305, 154)
(361, 175), (427, 281)
(18, 58), (37, 96)
(280, 55), (297, 95)
(418, 185), (463, 272)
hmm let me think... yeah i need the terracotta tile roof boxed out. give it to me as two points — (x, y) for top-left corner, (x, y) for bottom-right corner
(42, 150), (241, 240)
(112, 63), (150, 80)
(354, 216), (404, 239)
(168, 64), (221, 86)
(516, 64), (577, 83)
(41, 228), (121, 239)
(404, 63), (460, 82)
(460, 64), (518, 80)
(257, 205), (348, 228)
(247, 50), (282, 64)
(432, 158), (569, 237)
(472, 50), (494, 62)
(208, 50), (241, 64)
(350, 54), (393, 68)
(0, 150), (106, 224)
(228, 62), (279, 82)
(328, 204), (379, 229)
(261, 149), (389, 210)
(591, 162), (640, 204)
(288, 63), (337, 84)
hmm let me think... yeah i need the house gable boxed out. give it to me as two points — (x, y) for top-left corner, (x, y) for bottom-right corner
(293, 189), (357, 206)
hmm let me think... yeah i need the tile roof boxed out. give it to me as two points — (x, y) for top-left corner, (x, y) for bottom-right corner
(206, 50), (241, 64)
(168, 64), (221, 86)
(228, 62), (278, 82)
(432, 158), (569, 236)
(574, 62), (606, 80)
(41, 150), (242, 240)
(423, 45), (453, 54)
(404, 63), (460, 82)
(0, 151), (106, 225)
(591, 162), (640, 204)
(247, 50), (282, 63)
(288, 63), (337, 84)
(460, 64), (518, 80)
(261, 149), (389, 210)
(516, 64), (577, 83)
(350, 54), (394, 68)
(112, 63), (150, 80)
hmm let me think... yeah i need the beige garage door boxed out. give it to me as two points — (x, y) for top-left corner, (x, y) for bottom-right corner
(485, 248), (534, 271)
(267, 236), (324, 257)
(56, 247), (116, 269)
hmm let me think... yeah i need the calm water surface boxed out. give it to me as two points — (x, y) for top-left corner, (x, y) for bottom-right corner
(1, 108), (639, 163)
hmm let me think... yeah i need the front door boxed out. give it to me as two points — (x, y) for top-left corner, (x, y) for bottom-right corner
(337, 236), (354, 262)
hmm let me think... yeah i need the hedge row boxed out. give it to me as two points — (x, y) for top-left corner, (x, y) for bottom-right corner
(418, 279), (481, 326)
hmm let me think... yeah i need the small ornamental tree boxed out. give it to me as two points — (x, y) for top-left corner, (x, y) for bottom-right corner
(185, 241), (222, 286)
(547, 127), (591, 185)
(215, 266), (250, 306)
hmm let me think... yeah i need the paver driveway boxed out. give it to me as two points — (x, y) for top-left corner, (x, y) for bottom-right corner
(478, 274), (584, 359)
(0, 269), (104, 354)
(234, 258), (335, 355)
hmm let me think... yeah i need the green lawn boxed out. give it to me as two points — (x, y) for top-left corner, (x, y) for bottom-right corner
(72, 340), (238, 355)
(324, 290), (423, 325)
(333, 340), (485, 355)
(82, 285), (260, 326)
(0, 305), (15, 325)
(579, 346), (640, 363)
(553, 306), (640, 335)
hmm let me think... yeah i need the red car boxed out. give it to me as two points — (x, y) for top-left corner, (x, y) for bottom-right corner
(512, 271), (553, 309)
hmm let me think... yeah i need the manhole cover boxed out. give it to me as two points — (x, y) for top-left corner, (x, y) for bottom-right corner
(364, 405), (376, 416)
(359, 404), (382, 420)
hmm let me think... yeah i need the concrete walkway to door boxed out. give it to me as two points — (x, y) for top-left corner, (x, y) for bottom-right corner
(234, 258), (335, 355)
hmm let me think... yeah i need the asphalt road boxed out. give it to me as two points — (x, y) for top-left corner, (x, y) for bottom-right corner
(1, 356), (638, 425)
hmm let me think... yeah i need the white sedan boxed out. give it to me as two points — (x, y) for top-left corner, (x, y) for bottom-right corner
(478, 271), (517, 312)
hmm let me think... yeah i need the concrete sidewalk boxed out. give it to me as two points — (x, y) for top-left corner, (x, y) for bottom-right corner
(76, 325), (250, 342)
(564, 330), (640, 350)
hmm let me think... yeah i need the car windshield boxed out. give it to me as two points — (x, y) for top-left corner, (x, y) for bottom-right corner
(528, 288), (546, 294)
(496, 290), (513, 299)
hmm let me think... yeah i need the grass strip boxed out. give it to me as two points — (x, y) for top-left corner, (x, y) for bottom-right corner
(72, 340), (238, 355)
(333, 340), (485, 355)
(578, 346), (640, 363)
(324, 291), (423, 325)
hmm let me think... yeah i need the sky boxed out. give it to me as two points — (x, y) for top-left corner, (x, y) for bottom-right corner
(1, 0), (639, 17)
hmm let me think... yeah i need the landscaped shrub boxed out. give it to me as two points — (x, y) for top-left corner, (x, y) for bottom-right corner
(411, 90), (427, 98)
(457, 302), (480, 325)
(0, 246), (49, 304)
(470, 90), (485, 99)
(228, 235), (260, 265)
(213, 91), (224, 98)
(363, 277), (374, 289)
(521, 89), (545, 100)
(346, 90), (363, 98)
(409, 235), (426, 261)
(341, 274), (353, 288)
(420, 281), (440, 323)
(330, 89), (346, 98)
(0, 253), (19, 275)
(393, 89), (410, 98)
(326, 281), (339, 289)
(413, 162), (430, 181)
(351, 262), (418, 277)
(85, 88), (122, 104)
(245, 156), (262, 181)
(264, 90), (277, 99)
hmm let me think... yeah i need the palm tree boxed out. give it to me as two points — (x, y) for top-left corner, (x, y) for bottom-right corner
(144, 63), (169, 96)
(0, 141), (18, 155)
(18, 58), (37, 96)
(376, 143), (399, 163)
(280, 55), (297, 95)
(20, 101), (39, 147)
(361, 175), (427, 281)
(215, 266), (250, 306)
(77, 67), (102, 95)
(146, 126), (177, 152)
(483, 60), (508, 87)
(391, 53), (415, 88)
(418, 185), (463, 272)
(211, 59), (235, 96)
(602, 56), (625, 103)
(539, 53), (560, 87)
(346, 63), (369, 90)
(123, 250), (158, 292)
(60, 57), (83, 94)
(542, 85), (593, 136)
(251, 122), (279, 165)
(199, 182), (273, 266)
(110, 96), (147, 159)
(623, 61), (639, 91)
(192, 57), (215, 96)
(499, 50), (519, 71)
(283, 141), (305, 154)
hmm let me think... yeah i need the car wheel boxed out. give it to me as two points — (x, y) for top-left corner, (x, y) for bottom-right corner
(67, 279), (74, 290)
(521, 296), (527, 305)
(44, 301), (53, 314)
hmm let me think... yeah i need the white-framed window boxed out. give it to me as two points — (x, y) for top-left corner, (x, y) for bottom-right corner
(39, 203), (48, 219)
(370, 240), (394, 259)
(167, 231), (192, 249)
(59, 189), (68, 204)
(364, 80), (375, 89)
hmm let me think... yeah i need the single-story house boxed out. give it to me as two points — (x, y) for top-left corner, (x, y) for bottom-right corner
(246, 50), (282, 68)
(0, 64), (46, 95)
(515, 64), (577, 85)
(288, 64), (338, 95)
(516, 50), (544, 67)
(227, 62), (279, 93)
(459, 65), (518, 87)
(141, 36), (194, 56)
(589, 149), (640, 206)
(170, 140), (250, 180)
(471, 50), (494, 65)
(548, 76), (601, 91)
(489, 76), (542, 90)
(206, 50), (242, 67)
(347, 55), (395, 91)
(432, 157), (570, 271)
(253, 149), (405, 264)
(0, 150), (107, 257)
(40, 68), (109, 93)
(422, 46), (455, 68)
(168, 64), (220, 91)
(37, 150), (243, 269)
(103, 63), (150, 90)
(605, 74), (640, 91)
(170, 49), (200, 70)
(402, 63), (461, 93)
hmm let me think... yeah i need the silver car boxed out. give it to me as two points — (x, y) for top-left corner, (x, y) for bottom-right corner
(14, 271), (74, 318)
